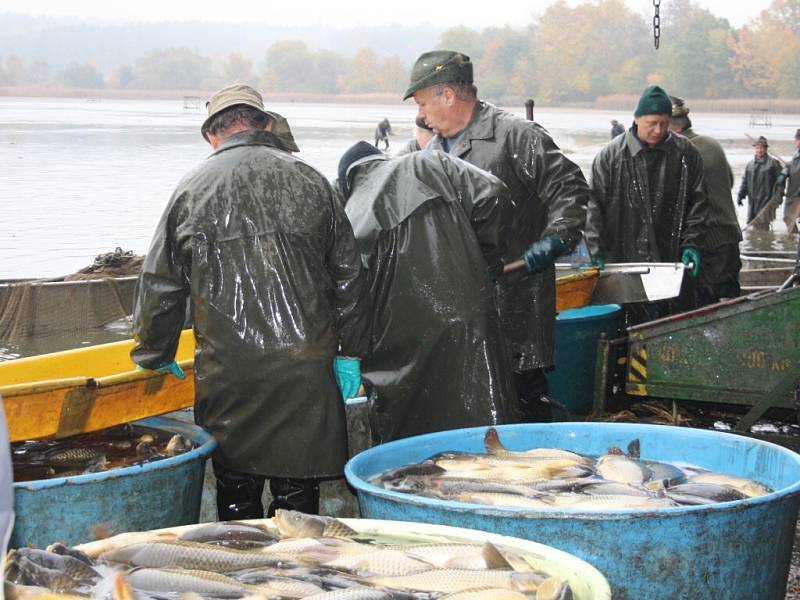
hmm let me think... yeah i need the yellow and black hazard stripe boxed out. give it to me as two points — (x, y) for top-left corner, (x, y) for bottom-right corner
(627, 346), (648, 395)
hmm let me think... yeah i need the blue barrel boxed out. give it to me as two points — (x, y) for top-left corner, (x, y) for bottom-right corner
(11, 416), (216, 548)
(346, 423), (800, 599)
(547, 304), (623, 413)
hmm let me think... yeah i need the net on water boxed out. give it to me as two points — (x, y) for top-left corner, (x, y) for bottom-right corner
(0, 248), (142, 343)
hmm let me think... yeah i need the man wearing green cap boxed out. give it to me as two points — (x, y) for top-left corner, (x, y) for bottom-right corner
(131, 83), (368, 520)
(586, 84), (707, 321)
(404, 49), (590, 422)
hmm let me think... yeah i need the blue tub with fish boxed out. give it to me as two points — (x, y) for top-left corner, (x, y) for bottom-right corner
(345, 422), (800, 599)
(11, 416), (216, 548)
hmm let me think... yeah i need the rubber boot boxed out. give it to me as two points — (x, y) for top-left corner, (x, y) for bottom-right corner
(212, 459), (266, 521)
(267, 478), (321, 517)
(514, 368), (552, 423)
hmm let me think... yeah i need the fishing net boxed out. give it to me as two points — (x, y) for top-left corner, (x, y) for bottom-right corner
(0, 248), (142, 343)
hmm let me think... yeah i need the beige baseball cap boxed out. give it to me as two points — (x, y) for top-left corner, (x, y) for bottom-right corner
(201, 83), (299, 152)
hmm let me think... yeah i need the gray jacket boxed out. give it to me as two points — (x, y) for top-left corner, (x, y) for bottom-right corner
(132, 130), (368, 477)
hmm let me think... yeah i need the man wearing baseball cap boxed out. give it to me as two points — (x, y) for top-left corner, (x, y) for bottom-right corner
(585, 84), (707, 322)
(738, 135), (783, 225)
(131, 83), (368, 520)
(404, 50), (590, 422)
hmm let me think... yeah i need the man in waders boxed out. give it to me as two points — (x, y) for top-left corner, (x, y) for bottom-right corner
(586, 85), (707, 323)
(131, 83), (368, 520)
(403, 50), (590, 422)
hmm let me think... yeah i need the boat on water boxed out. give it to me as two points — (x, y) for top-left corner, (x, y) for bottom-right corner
(0, 275), (138, 342)
(0, 270), (598, 442)
(0, 329), (195, 442)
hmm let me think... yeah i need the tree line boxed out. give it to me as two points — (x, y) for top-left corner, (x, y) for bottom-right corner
(0, 0), (798, 101)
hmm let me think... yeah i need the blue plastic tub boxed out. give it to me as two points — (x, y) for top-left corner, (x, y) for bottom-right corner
(346, 423), (800, 599)
(547, 304), (623, 413)
(11, 416), (216, 548)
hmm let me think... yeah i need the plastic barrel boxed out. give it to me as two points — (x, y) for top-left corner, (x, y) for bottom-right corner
(346, 423), (800, 600)
(547, 304), (623, 413)
(11, 416), (216, 548)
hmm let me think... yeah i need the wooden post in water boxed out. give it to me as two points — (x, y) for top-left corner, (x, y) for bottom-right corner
(525, 99), (535, 121)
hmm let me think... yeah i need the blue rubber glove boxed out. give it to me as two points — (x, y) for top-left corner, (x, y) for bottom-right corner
(135, 361), (186, 380)
(590, 255), (605, 270)
(333, 356), (361, 401)
(681, 247), (701, 278)
(522, 234), (568, 273)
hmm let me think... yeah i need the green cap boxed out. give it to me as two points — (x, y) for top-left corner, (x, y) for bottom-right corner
(201, 83), (299, 152)
(402, 50), (473, 100)
(634, 85), (672, 117)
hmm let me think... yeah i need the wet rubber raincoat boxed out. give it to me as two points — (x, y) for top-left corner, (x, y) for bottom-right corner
(586, 128), (707, 263)
(131, 130), (368, 478)
(428, 102), (590, 371)
(738, 154), (783, 223)
(344, 150), (518, 441)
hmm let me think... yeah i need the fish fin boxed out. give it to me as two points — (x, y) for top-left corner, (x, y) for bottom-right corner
(112, 572), (135, 600)
(627, 439), (641, 459)
(482, 541), (514, 570)
(482, 542), (532, 572)
(532, 575), (569, 599)
(484, 427), (506, 454)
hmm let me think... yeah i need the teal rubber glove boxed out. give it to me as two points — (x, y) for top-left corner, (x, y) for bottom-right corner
(333, 356), (361, 401)
(590, 255), (605, 270)
(522, 234), (567, 273)
(135, 361), (186, 380)
(681, 247), (701, 278)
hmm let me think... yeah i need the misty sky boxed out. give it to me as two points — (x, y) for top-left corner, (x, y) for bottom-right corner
(1, 0), (774, 28)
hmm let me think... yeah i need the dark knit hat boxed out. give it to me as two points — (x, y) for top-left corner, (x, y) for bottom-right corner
(337, 141), (386, 198)
(403, 50), (473, 100)
(753, 135), (769, 147)
(634, 85), (673, 117)
(794, 128), (800, 140)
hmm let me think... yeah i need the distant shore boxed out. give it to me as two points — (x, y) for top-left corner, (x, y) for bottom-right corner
(2, 86), (800, 115)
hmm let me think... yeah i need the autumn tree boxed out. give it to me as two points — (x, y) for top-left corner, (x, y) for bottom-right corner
(344, 48), (380, 94)
(438, 26), (483, 61)
(132, 48), (213, 89)
(56, 62), (104, 88)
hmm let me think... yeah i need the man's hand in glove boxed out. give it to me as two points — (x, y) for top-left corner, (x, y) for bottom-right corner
(135, 361), (186, 380)
(333, 356), (361, 401)
(522, 234), (567, 274)
(681, 247), (702, 278)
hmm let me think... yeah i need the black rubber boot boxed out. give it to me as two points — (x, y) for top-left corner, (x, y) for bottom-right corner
(267, 478), (321, 517)
(212, 459), (266, 521)
(514, 368), (552, 423)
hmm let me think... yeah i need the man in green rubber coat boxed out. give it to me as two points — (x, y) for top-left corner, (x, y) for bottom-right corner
(586, 85), (708, 322)
(404, 50), (590, 422)
(131, 83), (369, 520)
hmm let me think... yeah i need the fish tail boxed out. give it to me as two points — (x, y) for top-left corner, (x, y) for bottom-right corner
(483, 427), (507, 454)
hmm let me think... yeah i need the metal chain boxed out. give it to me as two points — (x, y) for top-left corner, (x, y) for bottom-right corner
(653, 0), (661, 49)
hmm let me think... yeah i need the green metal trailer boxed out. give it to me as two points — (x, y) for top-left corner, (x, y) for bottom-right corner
(594, 283), (800, 431)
